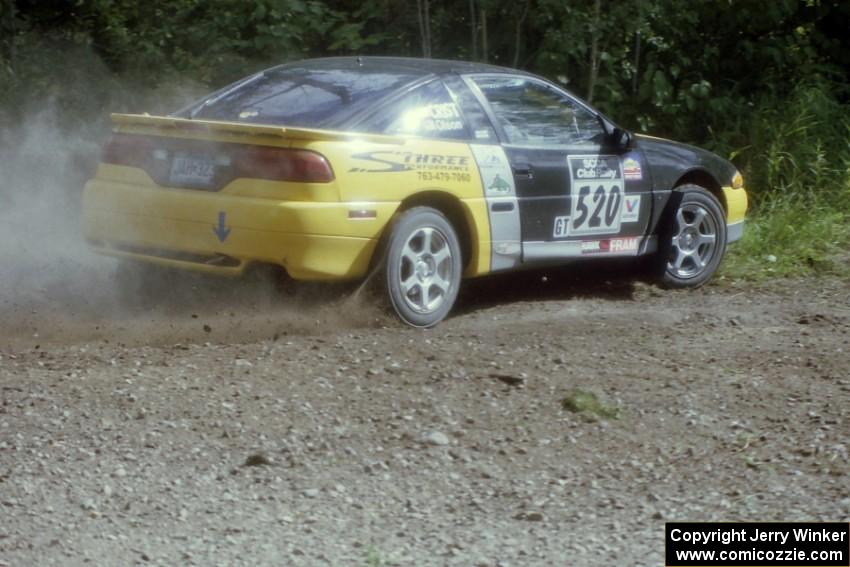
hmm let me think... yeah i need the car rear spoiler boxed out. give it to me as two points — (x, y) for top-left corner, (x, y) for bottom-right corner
(111, 113), (405, 145)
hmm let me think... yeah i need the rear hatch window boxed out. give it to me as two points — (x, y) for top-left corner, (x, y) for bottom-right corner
(188, 65), (420, 129)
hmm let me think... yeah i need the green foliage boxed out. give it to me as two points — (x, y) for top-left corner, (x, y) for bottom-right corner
(742, 78), (849, 200)
(721, 77), (850, 279)
(722, 195), (850, 279)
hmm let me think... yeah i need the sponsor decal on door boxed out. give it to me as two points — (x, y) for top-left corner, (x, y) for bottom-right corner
(621, 195), (641, 223)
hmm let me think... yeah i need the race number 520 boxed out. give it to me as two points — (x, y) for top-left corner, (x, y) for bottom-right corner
(561, 154), (627, 237)
(571, 183), (623, 235)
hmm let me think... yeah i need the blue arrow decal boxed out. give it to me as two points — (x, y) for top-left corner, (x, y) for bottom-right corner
(212, 211), (231, 242)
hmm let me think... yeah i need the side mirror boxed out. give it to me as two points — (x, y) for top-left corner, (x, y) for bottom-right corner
(597, 114), (632, 150)
(612, 127), (632, 150)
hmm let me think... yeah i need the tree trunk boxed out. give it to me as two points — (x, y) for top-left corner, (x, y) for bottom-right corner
(632, 0), (643, 97)
(512, 0), (531, 68)
(469, 0), (478, 60)
(586, 0), (601, 103)
(481, 8), (488, 63)
(424, 0), (431, 58)
(416, 0), (430, 58)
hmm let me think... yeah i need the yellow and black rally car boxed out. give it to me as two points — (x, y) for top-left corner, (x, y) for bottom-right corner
(84, 57), (747, 327)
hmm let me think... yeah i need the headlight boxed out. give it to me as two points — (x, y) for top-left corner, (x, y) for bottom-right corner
(732, 171), (744, 189)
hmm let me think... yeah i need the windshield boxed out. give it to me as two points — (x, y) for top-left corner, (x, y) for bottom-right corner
(186, 65), (421, 129)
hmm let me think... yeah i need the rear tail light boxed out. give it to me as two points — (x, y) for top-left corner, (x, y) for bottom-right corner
(232, 147), (334, 183)
(101, 133), (155, 168)
(99, 133), (334, 186)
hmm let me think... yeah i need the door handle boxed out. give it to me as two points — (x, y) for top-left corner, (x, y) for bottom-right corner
(491, 201), (515, 212)
(512, 163), (534, 179)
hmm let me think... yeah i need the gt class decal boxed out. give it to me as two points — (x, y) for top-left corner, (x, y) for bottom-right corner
(566, 155), (625, 237)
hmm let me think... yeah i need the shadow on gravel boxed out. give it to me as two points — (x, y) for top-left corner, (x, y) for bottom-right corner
(115, 264), (358, 315)
(453, 259), (649, 316)
(125, 260), (650, 324)
(1, 257), (658, 350)
(0, 262), (391, 350)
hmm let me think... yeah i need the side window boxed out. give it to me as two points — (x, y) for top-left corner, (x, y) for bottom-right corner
(470, 76), (604, 146)
(363, 80), (470, 139)
(443, 76), (497, 142)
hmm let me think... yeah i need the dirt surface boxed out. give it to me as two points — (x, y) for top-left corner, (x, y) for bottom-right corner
(1, 266), (849, 566)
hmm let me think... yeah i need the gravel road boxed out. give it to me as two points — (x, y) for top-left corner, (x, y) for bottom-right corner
(1, 267), (848, 566)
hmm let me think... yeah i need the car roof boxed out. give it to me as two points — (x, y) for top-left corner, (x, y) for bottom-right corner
(276, 56), (538, 79)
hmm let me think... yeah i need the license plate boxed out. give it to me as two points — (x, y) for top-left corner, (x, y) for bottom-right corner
(169, 155), (216, 187)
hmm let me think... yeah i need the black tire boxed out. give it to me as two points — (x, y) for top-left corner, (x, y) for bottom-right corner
(381, 207), (463, 327)
(655, 184), (727, 288)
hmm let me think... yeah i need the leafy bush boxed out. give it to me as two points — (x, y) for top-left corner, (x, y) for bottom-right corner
(720, 77), (850, 279)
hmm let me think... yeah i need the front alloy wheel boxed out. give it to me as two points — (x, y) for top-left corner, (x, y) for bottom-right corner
(659, 184), (727, 288)
(668, 202), (719, 278)
(383, 207), (462, 327)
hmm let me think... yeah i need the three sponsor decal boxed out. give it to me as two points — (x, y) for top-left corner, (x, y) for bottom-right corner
(348, 149), (473, 183)
(348, 150), (470, 174)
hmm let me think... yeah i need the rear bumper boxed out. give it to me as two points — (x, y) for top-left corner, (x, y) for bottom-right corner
(83, 180), (394, 280)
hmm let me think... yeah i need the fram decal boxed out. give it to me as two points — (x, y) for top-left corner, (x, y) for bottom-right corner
(349, 151), (470, 173)
(623, 157), (643, 180)
(621, 195), (641, 222)
(610, 237), (639, 252)
(581, 237), (639, 254)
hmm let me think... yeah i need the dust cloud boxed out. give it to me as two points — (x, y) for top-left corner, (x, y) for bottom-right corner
(0, 97), (388, 350)
(0, 106), (115, 315)
(0, 45), (209, 320)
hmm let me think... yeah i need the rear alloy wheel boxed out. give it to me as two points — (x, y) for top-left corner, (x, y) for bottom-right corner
(383, 207), (462, 327)
(658, 184), (727, 288)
